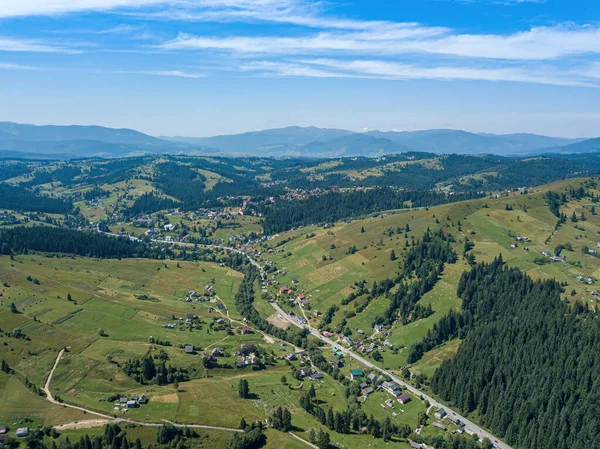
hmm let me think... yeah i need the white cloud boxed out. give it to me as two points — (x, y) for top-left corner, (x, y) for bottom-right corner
(115, 69), (205, 78)
(0, 36), (81, 53)
(241, 58), (598, 87)
(2, 0), (599, 88)
(0, 62), (40, 70)
(159, 24), (600, 61)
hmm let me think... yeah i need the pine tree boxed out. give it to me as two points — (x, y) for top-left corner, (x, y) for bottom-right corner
(317, 430), (330, 449)
(238, 379), (250, 398)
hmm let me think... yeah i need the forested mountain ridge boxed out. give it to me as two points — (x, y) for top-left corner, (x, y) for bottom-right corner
(0, 121), (591, 158)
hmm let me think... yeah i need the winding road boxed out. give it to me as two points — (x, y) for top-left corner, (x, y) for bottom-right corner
(241, 247), (512, 449)
(99, 233), (511, 448)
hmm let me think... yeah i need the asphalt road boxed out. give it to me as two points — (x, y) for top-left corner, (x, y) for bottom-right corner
(244, 252), (512, 449)
(101, 233), (511, 448)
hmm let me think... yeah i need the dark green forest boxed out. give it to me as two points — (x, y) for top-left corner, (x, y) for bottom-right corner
(0, 184), (72, 214)
(0, 227), (171, 259)
(425, 258), (600, 449)
(260, 188), (481, 234)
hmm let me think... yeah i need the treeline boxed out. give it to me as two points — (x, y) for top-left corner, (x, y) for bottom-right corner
(427, 258), (600, 449)
(261, 188), (482, 234)
(0, 183), (72, 213)
(127, 192), (179, 216)
(0, 226), (172, 259)
(377, 230), (457, 326)
(19, 423), (198, 449)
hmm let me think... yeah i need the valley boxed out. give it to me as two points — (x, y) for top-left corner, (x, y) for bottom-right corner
(0, 155), (598, 449)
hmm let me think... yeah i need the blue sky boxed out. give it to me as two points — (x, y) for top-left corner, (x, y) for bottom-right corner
(0, 0), (599, 137)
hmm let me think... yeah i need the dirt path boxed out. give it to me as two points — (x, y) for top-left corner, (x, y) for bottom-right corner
(43, 350), (243, 433)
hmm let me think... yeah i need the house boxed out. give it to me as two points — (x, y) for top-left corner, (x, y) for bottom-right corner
(238, 326), (251, 335)
(130, 394), (139, 401)
(0, 427), (5, 435)
(285, 352), (297, 361)
(367, 373), (377, 383)
(398, 393), (411, 404)
(216, 318), (225, 324)
(382, 381), (402, 397)
(138, 395), (148, 404)
(331, 358), (343, 368)
(356, 329), (365, 335)
(410, 443), (422, 449)
(361, 387), (374, 396)
(16, 428), (29, 438)
(211, 347), (224, 357)
(184, 345), (194, 354)
(310, 373), (324, 381)
(447, 416), (464, 427)
(239, 344), (257, 355)
(510, 242), (518, 248)
(432, 422), (447, 431)
(186, 313), (195, 320)
(296, 367), (312, 378)
(374, 324), (383, 332)
(435, 407), (447, 419)
(164, 224), (175, 231)
(119, 397), (128, 404)
(350, 369), (364, 380)
(127, 400), (139, 408)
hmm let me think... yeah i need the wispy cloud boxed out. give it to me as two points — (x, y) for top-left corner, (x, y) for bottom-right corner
(158, 24), (600, 61)
(0, 36), (82, 53)
(241, 59), (598, 87)
(114, 69), (205, 78)
(1, 0), (598, 88)
(0, 62), (41, 70)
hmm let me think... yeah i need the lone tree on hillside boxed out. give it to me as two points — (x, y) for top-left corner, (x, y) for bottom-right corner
(9, 302), (18, 314)
(238, 379), (250, 399)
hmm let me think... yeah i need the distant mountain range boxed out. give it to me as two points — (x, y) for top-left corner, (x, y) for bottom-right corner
(0, 121), (594, 159)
